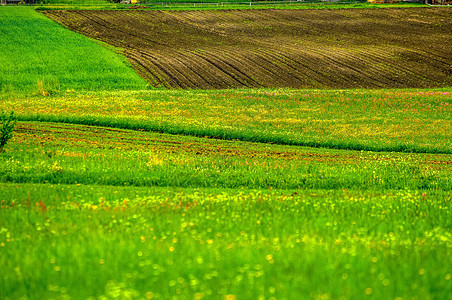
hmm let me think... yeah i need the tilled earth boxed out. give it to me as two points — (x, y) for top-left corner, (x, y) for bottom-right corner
(44, 8), (452, 89)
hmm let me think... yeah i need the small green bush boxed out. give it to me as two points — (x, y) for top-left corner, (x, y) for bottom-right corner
(0, 111), (17, 152)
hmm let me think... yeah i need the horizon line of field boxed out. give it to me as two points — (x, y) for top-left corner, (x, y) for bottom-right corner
(103, 0), (366, 9)
(30, 0), (365, 9)
(15, 117), (452, 155)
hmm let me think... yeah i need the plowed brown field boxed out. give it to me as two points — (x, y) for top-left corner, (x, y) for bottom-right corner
(44, 8), (452, 89)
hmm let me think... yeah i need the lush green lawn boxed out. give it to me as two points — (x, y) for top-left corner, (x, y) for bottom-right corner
(0, 7), (147, 94)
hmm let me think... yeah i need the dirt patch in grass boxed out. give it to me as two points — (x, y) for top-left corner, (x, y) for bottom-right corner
(43, 8), (452, 89)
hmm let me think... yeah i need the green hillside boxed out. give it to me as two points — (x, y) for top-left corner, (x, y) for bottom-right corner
(0, 7), (147, 94)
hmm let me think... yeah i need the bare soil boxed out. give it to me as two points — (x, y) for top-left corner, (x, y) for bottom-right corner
(43, 8), (452, 89)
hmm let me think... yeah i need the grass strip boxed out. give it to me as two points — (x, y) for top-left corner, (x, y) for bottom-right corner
(3, 88), (451, 154)
(33, 0), (427, 11)
(17, 113), (452, 154)
(2, 121), (451, 190)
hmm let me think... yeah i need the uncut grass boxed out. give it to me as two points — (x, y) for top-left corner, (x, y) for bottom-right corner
(1, 122), (451, 299)
(0, 7), (147, 93)
(3, 88), (451, 153)
(2, 122), (451, 190)
(1, 184), (451, 299)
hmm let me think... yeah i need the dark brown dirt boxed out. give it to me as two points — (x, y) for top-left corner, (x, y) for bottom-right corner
(43, 8), (452, 89)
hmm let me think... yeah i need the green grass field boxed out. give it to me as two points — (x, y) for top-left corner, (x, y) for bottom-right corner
(0, 5), (451, 300)
(1, 121), (451, 299)
(0, 7), (147, 93)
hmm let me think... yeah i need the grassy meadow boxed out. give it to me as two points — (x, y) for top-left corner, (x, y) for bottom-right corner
(1, 121), (451, 299)
(2, 89), (451, 154)
(0, 7), (147, 93)
(0, 4), (451, 300)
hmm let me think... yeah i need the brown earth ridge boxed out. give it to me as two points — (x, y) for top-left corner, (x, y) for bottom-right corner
(43, 8), (452, 89)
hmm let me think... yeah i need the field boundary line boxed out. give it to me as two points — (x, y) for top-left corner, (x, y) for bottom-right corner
(14, 117), (452, 155)
(27, 0), (428, 10)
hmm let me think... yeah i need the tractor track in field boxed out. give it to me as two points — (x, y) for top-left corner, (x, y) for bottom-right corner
(43, 8), (452, 89)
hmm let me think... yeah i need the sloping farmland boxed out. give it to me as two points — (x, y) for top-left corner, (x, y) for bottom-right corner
(43, 8), (452, 89)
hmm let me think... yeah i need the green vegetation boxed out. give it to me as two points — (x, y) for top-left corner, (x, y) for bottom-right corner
(38, 0), (112, 3)
(2, 121), (452, 190)
(2, 88), (451, 154)
(0, 111), (17, 152)
(1, 183), (451, 299)
(0, 5), (450, 300)
(1, 121), (451, 299)
(131, 1), (426, 12)
(0, 7), (147, 94)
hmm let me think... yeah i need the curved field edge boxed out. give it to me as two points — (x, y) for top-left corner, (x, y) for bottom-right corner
(0, 6), (147, 94)
(42, 8), (452, 90)
(3, 88), (452, 154)
(2, 121), (451, 190)
(15, 114), (451, 154)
